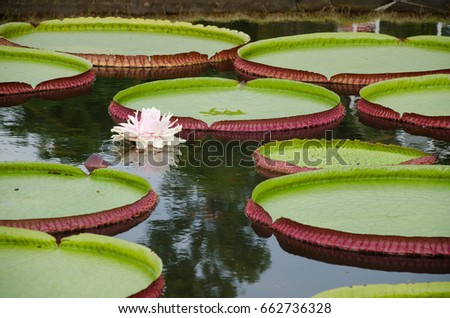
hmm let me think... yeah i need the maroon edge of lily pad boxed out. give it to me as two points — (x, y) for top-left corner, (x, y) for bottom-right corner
(234, 55), (450, 87)
(129, 275), (165, 298)
(0, 83), (92, 107)
(275, 233), (450, 274)
(109, 100), (345, 133)
(0, 189), (158, 234)
(0, 70), (95, 96)
(76, 51), (209, 68)
(358, 112), (450, 142)
(253, 146), (437, 178)
(357, 98), (450, 130)
(234, 57), (328, 84)
(93, 64), (209, 80)
(330, 69), (450, 86)
(245, 199), (450, 257)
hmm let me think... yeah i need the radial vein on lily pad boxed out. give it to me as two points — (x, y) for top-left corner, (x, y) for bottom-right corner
(111, 107), (185, 149)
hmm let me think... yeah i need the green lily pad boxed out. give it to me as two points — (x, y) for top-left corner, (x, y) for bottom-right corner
(109, 77), (345, 132)
(254, 139), (436, 177)
(235, 33), (450, 87)
(0, 17), (250, 67)
(312, 282), (450, 298)
(358, 74), (450, 129)
(0, 45), (94, 95)
(0, 226), (163, 297)
(246, 165), (450, 256)
(0, 162), (157, 234)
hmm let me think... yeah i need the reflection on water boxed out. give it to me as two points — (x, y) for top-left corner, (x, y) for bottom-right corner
(1, 19), (450, 297)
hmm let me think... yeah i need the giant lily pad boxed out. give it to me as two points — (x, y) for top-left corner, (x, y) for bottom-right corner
(0, 17), (250, 68)
(0, 162), (157, 234)
(0, 226), (163, 297)
(254, 139), (436, 178)
(312, 282), (450, 298)
(235, 33), (450, 92)
(109, 77), (345, 133)
(357, 74), (450, 130)
(0, 45), (94, 96)
(246, 165), (450, 257)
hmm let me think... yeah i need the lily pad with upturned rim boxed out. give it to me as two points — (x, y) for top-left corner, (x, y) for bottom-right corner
(108, 77), (345, 133)
(0, 45), (94, 96)
(253, 139), (436, 178)
(0, 17), (250, 68)
(235, 32), (450, 91)
(246, 165), (450, 257)
(0, 162), (158, 234)
(0, 226), (164, 297)
(312, 282), (450, 298)
(357, 74), (450, 130)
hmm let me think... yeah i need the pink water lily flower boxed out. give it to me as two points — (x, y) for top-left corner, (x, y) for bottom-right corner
(111, 107), (185, 149)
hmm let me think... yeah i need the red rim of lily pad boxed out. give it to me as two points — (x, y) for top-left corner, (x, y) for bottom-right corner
(0, 17), (250, 68)
(274, 233), (450, 274)
(235, 33), (450, 90)
(0, 44), (95, 97)
(108, 77), (345, 133)
(358, 111), (450, 142)
(0, 162), (158, 234)
(93, 63), (209, 80)
(253, 139), (437, 178)
(0, 82), (92, 107)
(357, 74), (450, 130)
(246, 166), (450, 257)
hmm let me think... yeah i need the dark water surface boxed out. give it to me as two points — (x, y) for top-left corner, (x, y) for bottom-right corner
(1, 19), (449, 297)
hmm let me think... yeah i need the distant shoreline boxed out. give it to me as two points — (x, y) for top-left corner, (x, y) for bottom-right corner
(0, 0), (448, 23)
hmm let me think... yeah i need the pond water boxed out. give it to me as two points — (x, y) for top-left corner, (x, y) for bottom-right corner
(1, 19), (449, 297)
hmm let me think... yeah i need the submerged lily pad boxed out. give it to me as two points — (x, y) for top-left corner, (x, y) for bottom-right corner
(0, 17), (250, 67)
(312, 282), (450, 298)
(0, 162), (157, 234)
(254, 139), (436, 177)
(235, 33), (450, 90)
(0, 45), (94, 96)
(0, 226), (163, 297)
(357, 74), (450, 130)
(246, 165), (450, 257)
(109, 77), (345, 133)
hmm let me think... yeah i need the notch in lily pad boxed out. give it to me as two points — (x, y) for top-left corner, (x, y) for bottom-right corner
(0, 45), (94, 98)
(0, 162), (158, 235)
(0, 226), (164, 297)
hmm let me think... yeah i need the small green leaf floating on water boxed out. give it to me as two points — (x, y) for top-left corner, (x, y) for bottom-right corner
(199, 107), (247, 116)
